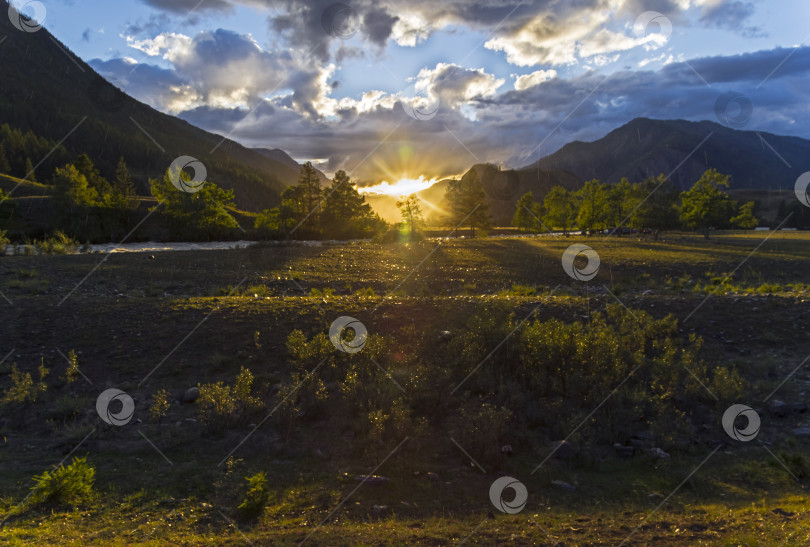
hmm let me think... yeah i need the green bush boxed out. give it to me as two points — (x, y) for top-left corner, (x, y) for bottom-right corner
(237, 472), (270, 521)
(1, 361), (49, 406)
(29, 456), (95, 507)
(197, 367), (264, 429)
(150, 389), (171, 422)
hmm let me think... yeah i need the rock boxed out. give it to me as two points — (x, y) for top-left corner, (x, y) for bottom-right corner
(613, 443), (635, 458)
(648, 447), (670, 459)
(182, 387), (200, 403)
(792, 402), (808, 413)
(372, 504), (388, 512)
(354, 475), (390, 486)
(634, 430), (655, 441)
(792, 427), (810, 436)
(426, 472), (439, 481)
(769, 400), (788, 418)
(550, 440), (576, 460)
(501, 444), (513, 456)
(648, 492), (664, 501)
(551, 480), (575, 492)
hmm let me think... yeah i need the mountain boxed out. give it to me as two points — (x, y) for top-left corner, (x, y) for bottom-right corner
(0, 0), (305, 211)
(525, 118), (810, 191)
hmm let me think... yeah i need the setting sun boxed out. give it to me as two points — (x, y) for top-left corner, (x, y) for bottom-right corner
(358, 175), (440, 196)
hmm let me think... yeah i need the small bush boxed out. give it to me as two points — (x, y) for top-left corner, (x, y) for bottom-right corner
(0, 229), (9, 256)
(29, 456), (95, 507)
(1, 361), (49, 406)
(150, 389), (171, 422)
(237, 472), (270, 521)
(61, 349), (80, 385)
(197, 367), (264, 428)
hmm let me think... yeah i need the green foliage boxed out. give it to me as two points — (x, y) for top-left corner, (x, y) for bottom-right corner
(1, 361), (49, 406)
(150, 389), (172, 422)
(150, 168), (239, 239)
(0, 228), (9, 256)
(576, 179), (611, 233)
(449, 399), (512, 465)
(396, 194), (424, 235)
(731, 201), (758, 229)
(511, 192), (545, 232)
(237, 472), (271, 521)
(197, 367), (264, 429)
(61, 349), (80, 385)
(679, 169), (736, 237)
(542, 186), (577, 233)
(29, 456), (95, 507)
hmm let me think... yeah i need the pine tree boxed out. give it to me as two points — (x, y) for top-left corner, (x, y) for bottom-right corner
(24, 157), (36, 182)
(113, 157), (136, 197)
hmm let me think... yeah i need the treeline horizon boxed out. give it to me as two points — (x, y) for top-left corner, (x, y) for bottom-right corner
(1, 120), (809, 244)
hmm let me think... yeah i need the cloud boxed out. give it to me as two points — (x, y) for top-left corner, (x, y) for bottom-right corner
(514, 69), (557, 90)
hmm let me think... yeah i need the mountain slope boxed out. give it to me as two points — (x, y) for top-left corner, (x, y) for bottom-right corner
(526, 118), (810, 191)
(0, 0), (303, 211)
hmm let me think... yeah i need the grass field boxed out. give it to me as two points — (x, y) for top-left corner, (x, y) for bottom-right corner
(1, 231), (810, 545)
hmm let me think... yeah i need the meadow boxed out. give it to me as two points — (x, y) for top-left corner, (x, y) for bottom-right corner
(1, 231), (809, 545)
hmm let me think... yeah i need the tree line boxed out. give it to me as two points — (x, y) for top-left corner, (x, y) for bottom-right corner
(512, 169), (758, 238)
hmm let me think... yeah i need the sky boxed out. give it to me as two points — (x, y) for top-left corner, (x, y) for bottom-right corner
(17, 0), (810, 187)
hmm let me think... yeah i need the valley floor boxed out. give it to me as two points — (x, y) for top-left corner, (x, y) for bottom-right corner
(1, 231), (809, 545)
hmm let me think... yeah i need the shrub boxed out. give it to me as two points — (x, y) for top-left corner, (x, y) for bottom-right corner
(61, 349), (80, 385)
(150, 389), (171, 422)
(29, 456), (95, 507)
(237, 472), (270, 521)
(1, 361), (49, 406)
(197, 367), (264, 428)
(0, 229), (9, 256)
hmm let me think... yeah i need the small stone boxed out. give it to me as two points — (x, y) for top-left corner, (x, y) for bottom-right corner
(182, 387), (200, 403)
(792, 402), (807, 413)
(648, 447), (670, 459)
(792, 427), (810, 436)
(501, 444), (513, 455)
(426, 472), (439, 481)
(372, 504), (388, 512)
